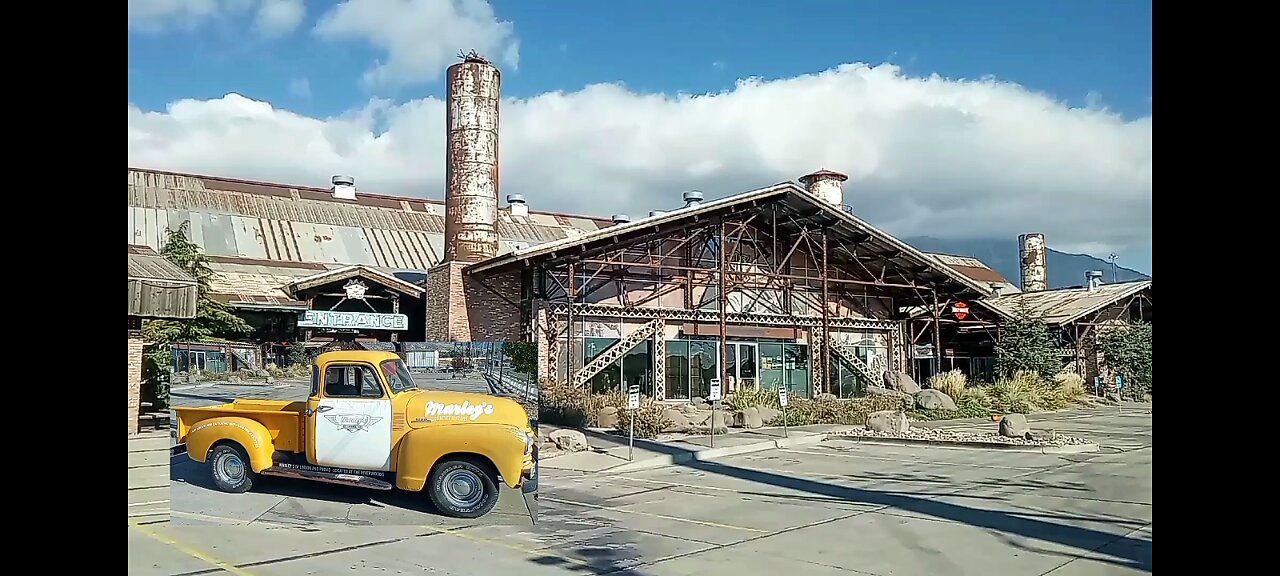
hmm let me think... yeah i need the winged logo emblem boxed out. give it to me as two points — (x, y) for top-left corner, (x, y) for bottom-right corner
(325, 413), (383, 432)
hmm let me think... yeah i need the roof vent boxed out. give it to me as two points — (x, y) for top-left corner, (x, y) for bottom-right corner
(682, 190), (704, 208)
(611, 214), (631, 225)
(331, 175), (357, 200)
(989, 282), (1003, 297)
(648, 210), (666, 218)
(1085, 270), (1104, 291)
(506, 194), (528, 217)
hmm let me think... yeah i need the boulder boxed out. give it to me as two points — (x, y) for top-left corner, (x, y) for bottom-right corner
(678, 402), (704, 415)
(998, 413), (1031, 438)
(916, 389), (958, 411)
(884, 371), (922, 394)
(757, 406), (781, 424)
(739, 407), (764, 429)
(707, 410), (730, 434)
(662, 409), (691, 433)
(548, 429), (589, 452)
(865, 410), (909, 434)
(815, 393), (838, 402)
(265, 376), (276, 384)
(596, 406), (620, 430)
(1026, 429), (1055, 442)
(686, 410), (713, 427)
(865, 385), (906, 398)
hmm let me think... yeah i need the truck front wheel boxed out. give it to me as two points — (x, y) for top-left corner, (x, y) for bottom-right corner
(209, 444), (257, 494)
(427, 458), (500, 518)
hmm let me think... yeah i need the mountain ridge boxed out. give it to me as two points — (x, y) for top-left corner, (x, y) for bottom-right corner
(902, 236), (1150, 290)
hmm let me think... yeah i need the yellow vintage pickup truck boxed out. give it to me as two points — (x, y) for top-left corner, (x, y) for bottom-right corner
(174, 350), (537, 519)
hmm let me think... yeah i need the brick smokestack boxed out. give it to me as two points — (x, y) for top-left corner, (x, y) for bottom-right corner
(444, 52), (501, 263)
(1018, 233), (1048, 292)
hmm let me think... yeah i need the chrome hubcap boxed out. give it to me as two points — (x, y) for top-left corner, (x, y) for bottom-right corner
(441, 469), (484, 508)
(217, 452), (245, 483)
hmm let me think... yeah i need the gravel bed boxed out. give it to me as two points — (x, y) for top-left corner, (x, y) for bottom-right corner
(828, 427), (1095, 447)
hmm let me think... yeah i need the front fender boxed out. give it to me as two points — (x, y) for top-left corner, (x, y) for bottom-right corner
(396, 424), (529, 492)
(184, 417), (276, 473)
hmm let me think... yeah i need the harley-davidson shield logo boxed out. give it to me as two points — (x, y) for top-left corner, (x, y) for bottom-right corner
(325, 413), (383, 432)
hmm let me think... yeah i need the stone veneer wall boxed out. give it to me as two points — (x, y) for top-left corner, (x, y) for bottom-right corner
(424, 261), (524, 342)
(128, 326), (144, 435)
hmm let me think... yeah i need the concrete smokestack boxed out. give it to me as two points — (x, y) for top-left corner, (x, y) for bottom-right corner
(798, 169), (849, 208)
(1018, 233), (1048, 292)
(444, 52), (501, 263)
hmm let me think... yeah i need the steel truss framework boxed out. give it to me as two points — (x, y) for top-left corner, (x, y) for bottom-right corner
(522, 201), (969, 400)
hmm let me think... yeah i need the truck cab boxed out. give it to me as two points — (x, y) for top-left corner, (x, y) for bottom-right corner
(175, 350), (537, 519)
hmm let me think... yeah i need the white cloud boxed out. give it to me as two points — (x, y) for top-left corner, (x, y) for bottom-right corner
(128, 0), (305, 36)
(254, 0), (306, 37)
(126, 62), (1153, 261)
(314, 0), (519, 89)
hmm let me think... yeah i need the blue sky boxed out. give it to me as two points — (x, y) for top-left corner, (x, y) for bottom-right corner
(127, 0), (1153, 273)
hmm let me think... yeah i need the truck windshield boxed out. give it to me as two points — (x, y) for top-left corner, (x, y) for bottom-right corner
(380, 359), (418, 394)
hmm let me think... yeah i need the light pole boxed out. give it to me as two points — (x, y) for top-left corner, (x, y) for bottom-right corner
(1108, 253), (1119, 283)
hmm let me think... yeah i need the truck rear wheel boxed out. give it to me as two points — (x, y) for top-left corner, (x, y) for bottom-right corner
(427, 458), (500, 519)
(209, 443), (256, 494)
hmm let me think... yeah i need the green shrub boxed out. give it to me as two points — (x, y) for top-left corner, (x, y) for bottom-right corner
(538, 379), (608, 429)
(608, 395), (671, 439)
(928, 369), (968, 398)
(730, 385), (779, 410)
(1053, 371), (1087, 398)
(766, 394), (905, 426)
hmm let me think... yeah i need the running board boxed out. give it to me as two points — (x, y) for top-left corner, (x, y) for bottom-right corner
(259, 467), (394, 490)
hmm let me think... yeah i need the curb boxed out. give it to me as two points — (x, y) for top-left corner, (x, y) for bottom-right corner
(603, 432), (830, 474)
(824, 434), (1101, 455)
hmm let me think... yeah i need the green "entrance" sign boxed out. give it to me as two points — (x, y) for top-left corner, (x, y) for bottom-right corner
(298, 310), (409, 331)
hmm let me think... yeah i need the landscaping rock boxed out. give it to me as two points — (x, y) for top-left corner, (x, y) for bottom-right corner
(757, 406), (780, 424)
(709, 410), (730, 434)
(678, 402), (704, 415)
(865, 410), (909, 434)
(1026, 429), (1055, 442)
(740, 407), (764, 429)
(865, 385), (906, 398)
(548, 429), (589, 452)
(998, 413), (1031, 438)
(916, 389), (958, 411)
(686, 410), (713, 427)
(828, 427), (1094, 447)
(662, 409), (691, 433)
(596, 406), (620, 430)
(815, 393), (838, 402)
(884, 371), (922, 394)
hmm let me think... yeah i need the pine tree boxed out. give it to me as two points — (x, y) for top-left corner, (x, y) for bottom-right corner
(994, 300), (1062, 379)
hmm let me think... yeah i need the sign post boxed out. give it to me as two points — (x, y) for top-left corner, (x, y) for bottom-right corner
(778, 387), (790, 439)
(627, 384), (640, 461)
(708, 378), (722, 448)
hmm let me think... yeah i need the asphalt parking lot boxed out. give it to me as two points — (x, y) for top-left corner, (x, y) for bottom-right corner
(169, 371), (534, 528)
(134, 406), (1149, 575)
(534, 407), (1152, 576)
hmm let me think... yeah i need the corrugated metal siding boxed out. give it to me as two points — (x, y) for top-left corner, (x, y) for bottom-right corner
(128, 279), (198, 319)
(129, 167), (606, 311)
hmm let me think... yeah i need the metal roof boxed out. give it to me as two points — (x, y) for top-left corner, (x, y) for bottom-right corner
(468, 182), (994, 305)
(980, 280), (1152, 326)
(284, 264), (426, 298)
(927, 253), (1020, 294)
(128, 167), (608, 306)
(127, 244), (197, 285)
(127, 245), (198, 319)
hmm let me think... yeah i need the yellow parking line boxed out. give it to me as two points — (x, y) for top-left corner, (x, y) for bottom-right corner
(415, 524), (593, 567)
(128, 519), (256, 576)
(541, 496), (767, 533)
(169, 510), (296, 529)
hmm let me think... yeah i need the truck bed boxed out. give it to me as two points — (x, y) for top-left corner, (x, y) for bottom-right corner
(174, 399), (306, 452)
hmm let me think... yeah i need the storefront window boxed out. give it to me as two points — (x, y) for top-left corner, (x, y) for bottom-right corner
(665, 340), (691, 400)
(688, 340), (718, 399)
(758, 343), (785, 391)
(583, 337), (622, 393)
(622, 340), (653, 397)
(783, 343), (810, 397)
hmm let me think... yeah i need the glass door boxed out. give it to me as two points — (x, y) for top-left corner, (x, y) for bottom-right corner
(734, 343), (758, 390)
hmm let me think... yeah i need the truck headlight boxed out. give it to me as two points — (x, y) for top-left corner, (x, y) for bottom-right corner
(523, 431), (534, 456)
